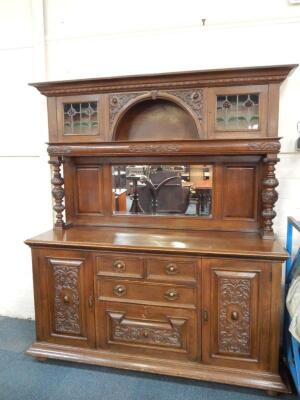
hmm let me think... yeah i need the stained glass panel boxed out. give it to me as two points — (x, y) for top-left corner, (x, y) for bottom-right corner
(64, 102), (98, 135)
(216, 94), (259, 131)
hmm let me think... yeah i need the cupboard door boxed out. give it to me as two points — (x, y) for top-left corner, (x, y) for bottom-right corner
(36, 249), (95, 348)
(202, 258), (271, 370)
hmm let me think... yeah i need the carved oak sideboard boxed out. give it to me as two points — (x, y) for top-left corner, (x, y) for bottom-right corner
(25, 65), (296, 395)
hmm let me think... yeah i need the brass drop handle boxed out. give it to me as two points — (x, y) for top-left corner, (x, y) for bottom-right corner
(113, 284), (126, 297)
(203, 310), (209, 322)
(164, 288), (179, 301)
(88, 295), (93, 308)
(63, 295), (70, 304)
(231, 311), (239, 321)
(165, 263), (178, 275)
(113, 260), (126, 272)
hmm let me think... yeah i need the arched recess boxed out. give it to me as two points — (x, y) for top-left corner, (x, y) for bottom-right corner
(112, 93), (202, 141)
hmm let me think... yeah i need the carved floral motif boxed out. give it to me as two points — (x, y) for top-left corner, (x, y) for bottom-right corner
(129, 144), (181, 153)
(48, 146), (72, 156)
(110, 313), (184, 348)
(218, 277), (251, 355)
(247, 142), (280, 152)
(109, 92), (145, 126)
(166, 89), (203, 120)
(53, 264), (81, 335)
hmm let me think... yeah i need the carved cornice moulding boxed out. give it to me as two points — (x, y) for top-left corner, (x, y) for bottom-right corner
(30, 65), (297, 97)
(47, 138), (281, 157)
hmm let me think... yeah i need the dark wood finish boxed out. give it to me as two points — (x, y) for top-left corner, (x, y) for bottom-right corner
(26, 66), (296, 394)
(202, 258), (271, 370)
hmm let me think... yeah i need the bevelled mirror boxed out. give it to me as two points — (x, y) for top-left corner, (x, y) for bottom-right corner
(112, 164), (213, 217)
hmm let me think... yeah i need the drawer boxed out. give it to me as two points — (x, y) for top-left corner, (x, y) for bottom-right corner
(97, 279), (196, 308)
(97, 301), (197, 361)
(95, 254), (143, 278)
(145, 257), (197, 283)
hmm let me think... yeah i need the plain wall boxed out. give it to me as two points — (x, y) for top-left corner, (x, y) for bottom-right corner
(0, 0), (300, 319)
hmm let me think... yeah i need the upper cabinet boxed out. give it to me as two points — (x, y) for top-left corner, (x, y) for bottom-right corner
(30, 65), (296, 143)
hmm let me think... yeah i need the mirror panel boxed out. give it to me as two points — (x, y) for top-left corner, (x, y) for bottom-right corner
(112, 164), (213, 217)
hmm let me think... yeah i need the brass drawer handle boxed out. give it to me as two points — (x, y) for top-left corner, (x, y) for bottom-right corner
(113, 260), (126, 272)
(113, 284), (126, 297)
(164, 288), (179, 301)
(165, 263), (179, 275)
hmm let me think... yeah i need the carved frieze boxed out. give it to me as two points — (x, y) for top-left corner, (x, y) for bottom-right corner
(51, 261), (82, 335)
(48, 145), (72, 156)
(247, 142), (280, 152)
(129, 144), (181, 153)
(109, 313), (185, 348)
(218, 277), (251, 355)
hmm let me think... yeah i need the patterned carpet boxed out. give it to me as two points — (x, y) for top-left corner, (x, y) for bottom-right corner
(0, 316), (296, 400)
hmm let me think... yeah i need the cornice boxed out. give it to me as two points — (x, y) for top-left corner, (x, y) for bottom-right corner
(30, 65), (297, 97)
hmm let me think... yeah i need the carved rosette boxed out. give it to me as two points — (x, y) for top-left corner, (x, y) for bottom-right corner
(262, 157), (279, 238)
(109, 313), (185, 348)
(218, 278), (251, 355)
(53, 263), (81, 335)
(49, 157), (65, 229)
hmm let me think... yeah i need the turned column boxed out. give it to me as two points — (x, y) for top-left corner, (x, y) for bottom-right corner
(261, 155), (279, 239)
(49, 157), (65, 229)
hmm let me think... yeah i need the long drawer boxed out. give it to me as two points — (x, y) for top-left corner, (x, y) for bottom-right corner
(97, 301), (198, 361)
(97, 278), (197, 308)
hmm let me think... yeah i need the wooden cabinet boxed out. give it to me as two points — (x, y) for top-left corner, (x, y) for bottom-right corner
(26, 65), (296, 394)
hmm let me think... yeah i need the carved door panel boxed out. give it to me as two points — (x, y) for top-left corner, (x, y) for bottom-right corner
(97, 302), (197, 361)
(37, 249), (95, 348)
(202, 258), (271, 370)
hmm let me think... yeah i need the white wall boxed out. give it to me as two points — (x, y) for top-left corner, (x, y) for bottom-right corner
(0, 0), (300, 319)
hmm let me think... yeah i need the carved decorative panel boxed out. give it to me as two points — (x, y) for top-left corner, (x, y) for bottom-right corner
(166, 88), (203, 120)
(109, 92), (145, 126)
(49, 259), (83, 335)
(218, 276), (251, 354)
(108, 312), (185, 348)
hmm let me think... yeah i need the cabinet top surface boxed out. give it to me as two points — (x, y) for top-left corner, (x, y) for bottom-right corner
(25, 226), (287, 260)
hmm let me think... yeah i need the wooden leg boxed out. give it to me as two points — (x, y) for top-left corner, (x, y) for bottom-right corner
(265, 390), (279, 397)
(36, 357), (47, 362)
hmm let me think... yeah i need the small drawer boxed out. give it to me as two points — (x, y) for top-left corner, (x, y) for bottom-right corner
(146, 257), (197, 283)
(96, 254), (143, 278)
(97, 279), (196, 308)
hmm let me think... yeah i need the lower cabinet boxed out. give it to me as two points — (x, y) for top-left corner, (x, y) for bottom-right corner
(33, 248), (96, 347)
(30, 247), (283, 389)
(202, 258), (272, 370)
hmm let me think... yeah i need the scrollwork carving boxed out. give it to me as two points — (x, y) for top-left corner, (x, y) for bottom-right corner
(166, 88), (203, 120)
(218, 277), (251, 355)
(48, 145), (72, 156)
(247, 142), (280, 152)
(109, 92), (145, 126)
(129, 144), (181, 153)
(109, 313), (185, 348)
(52, 262), (81, 335)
